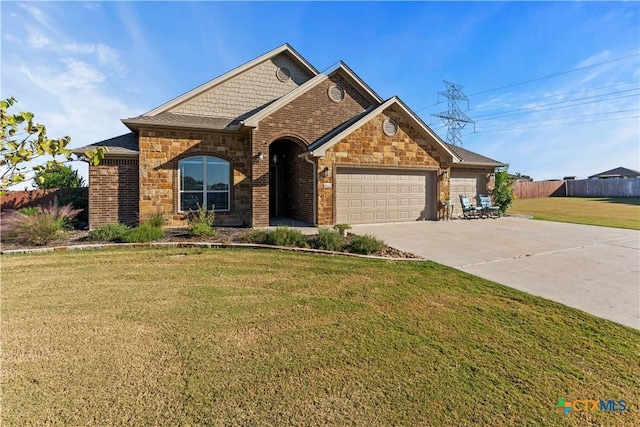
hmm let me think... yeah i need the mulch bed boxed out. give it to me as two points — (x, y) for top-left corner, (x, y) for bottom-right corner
(0, 227), (422, 259)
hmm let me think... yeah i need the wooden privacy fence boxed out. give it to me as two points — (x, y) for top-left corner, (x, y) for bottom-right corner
(567, 178), (640, 197)
(514, 178), (640, 199)
(0, 188), (88, 210)
(514, 181), (566, 199)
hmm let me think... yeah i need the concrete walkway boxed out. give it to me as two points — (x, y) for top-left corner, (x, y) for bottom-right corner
(352, 217), (640, 329)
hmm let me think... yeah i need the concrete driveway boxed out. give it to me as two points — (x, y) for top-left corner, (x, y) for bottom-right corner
(352, 217), (640, 329)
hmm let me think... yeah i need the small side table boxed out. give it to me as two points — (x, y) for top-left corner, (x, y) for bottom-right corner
(444, 202), (455, 221)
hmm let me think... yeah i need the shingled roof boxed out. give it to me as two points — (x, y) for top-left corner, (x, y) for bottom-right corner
(122, 112), (242, 132)
(445, 143), (505, 167)
(588, 167), (640, 179)
(72, 133), (139, 157)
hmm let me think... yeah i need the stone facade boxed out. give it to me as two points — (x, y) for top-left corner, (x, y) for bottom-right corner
(250, 71), (373, 227)
(83, 47), (503, 229)
(316, 107), (451, 224)
(138, 128), (251, 227)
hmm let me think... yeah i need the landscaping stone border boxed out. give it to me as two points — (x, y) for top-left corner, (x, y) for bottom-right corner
(0, 241), (426, 261)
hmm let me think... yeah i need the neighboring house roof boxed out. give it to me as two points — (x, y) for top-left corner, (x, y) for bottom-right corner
(72, 133), (139, 158)
(588, 167), (640, 179)
(242, 62), (382, 128)
(307, 96), (460, 162)
(446, 143), (506, 168)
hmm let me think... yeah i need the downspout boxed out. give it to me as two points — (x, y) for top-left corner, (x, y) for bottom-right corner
(303, 154), (317, 225)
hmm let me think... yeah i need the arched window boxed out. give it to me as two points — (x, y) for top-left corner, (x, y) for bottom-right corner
(179, 156), (230, 211)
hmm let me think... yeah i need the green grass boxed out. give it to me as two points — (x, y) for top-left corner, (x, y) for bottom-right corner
(510, 197), (640, 230)
(2, 248), (639, 426)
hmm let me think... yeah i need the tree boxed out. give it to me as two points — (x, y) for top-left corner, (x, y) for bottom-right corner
(0, 97), (106, 195)
(493, 167), (519, 215)
(34, 163), (86, 189)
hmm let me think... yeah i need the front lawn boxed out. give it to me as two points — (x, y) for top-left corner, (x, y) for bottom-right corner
(2, 248), (638, 426)
(510, 197), (640, 230)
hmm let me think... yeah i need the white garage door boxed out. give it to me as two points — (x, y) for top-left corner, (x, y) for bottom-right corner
(450, 174), (485, 206)
(336, 169), (435, 224)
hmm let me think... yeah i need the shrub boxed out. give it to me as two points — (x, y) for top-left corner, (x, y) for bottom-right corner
(333, 223), (352, 233)
(121, 224), (165, 243)
(315, 227), (344, 251)
(246, 227), (308, 248)
(349, 234), (385, 255)
(265, 227), (308, 248)
(88, 223), (132, 242)
(188, 204), (217, 237)
(246, 229), (269, 243)
(145, 212), (167, 229)
(18, 206), (41, 216)
(494, 167), (518, 215)
(1, 199), (81, 246)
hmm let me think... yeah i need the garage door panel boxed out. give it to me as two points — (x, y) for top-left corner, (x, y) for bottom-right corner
(336, 168), (435, 225)
(450, 174), (486, 206)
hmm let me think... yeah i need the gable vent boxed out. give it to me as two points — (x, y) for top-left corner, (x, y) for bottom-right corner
(382, 117), (398, 136)
(328, 84), (345, 103)
(276, 67), (291, 82)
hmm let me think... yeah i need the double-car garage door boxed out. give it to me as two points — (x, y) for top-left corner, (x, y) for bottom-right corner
(336, 168), (435, 224)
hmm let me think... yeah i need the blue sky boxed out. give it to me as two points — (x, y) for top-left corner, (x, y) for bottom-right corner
(2, 1), (639, 184)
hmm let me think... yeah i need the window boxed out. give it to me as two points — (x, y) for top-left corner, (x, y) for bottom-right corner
(179, 156), (230, 212)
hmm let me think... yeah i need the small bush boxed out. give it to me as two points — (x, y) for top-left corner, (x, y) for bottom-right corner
(18, 206), (41, 216)
(88, 223), (132, 242)
(145, 212), (167, 229)
(246, 229), (269, 243)
(333, 223), (352, 233)
(265, 227), (308, 248)
(1, 199), (81, 246)
(188, 205), (217, 237)
(121, 224), (165, 243)
(315, 228), (344, 251)
(349, 234), (385, 255)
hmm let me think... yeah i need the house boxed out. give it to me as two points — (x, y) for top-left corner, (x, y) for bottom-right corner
(588, 167), (640, 180)
(74, 44), (504, 229)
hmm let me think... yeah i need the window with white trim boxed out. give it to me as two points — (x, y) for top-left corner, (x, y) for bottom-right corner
(179, 156), (230, 212)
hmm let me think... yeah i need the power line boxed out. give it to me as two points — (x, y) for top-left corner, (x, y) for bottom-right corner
(467, 53), (640, 97)
(414, 53), (639, 112)
(472, 89), (639, 120)
(466, 115), (639, 134)
(476, 108), (639, 129)
(468, 80), (639, 112)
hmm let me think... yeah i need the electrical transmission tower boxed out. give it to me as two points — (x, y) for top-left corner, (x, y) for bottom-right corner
(431, 81), (475, 146)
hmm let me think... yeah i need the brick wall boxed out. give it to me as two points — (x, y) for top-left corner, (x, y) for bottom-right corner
(88, 158), (139, 228)
(138, 129), (251, 227)
(317, 106), (450, 224)
(250, 71), (373, 226)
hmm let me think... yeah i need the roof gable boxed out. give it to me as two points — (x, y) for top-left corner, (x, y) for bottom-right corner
(242, 62), (382, 128)
(308, 96), (459, 161)
(140, 44), (318, 120)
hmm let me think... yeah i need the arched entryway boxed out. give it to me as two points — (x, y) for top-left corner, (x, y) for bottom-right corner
(268, 138), (314, 225)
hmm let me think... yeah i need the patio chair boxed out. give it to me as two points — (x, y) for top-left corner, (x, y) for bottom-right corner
(479, 195), (500, 218)
(459, 195), (482, 219)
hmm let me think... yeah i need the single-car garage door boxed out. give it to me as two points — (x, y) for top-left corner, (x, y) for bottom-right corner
(336, 168), (435, 224)
(449, 173), (486, 206)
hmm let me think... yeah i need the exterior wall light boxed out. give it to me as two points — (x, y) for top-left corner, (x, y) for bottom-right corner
(258, 151), (264, 161)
